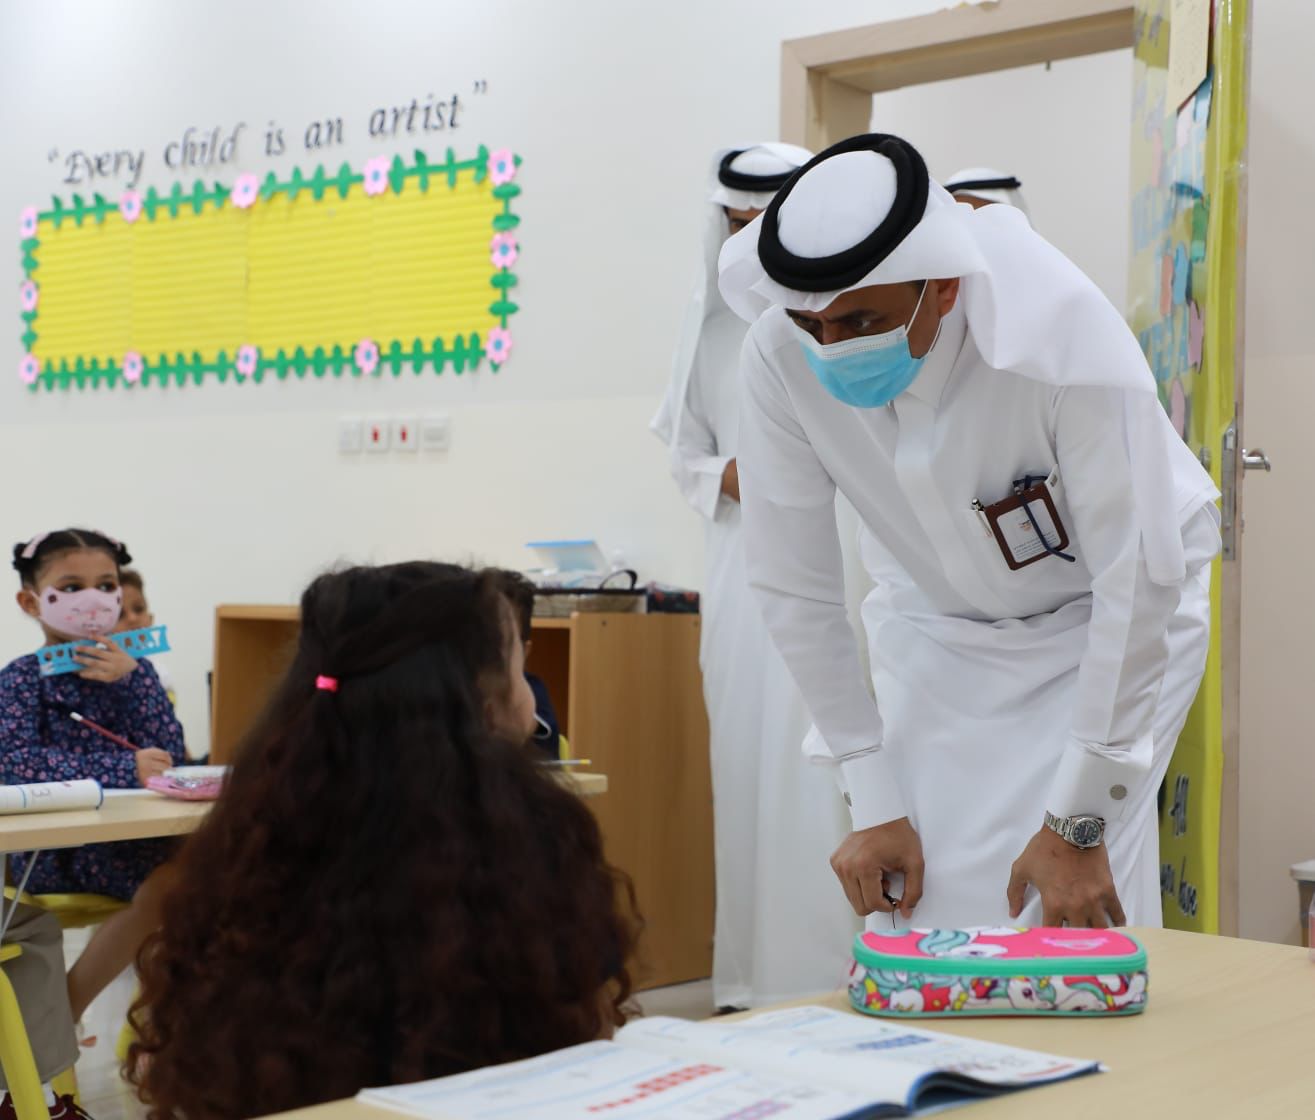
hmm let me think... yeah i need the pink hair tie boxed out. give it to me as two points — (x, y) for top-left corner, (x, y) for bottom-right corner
(19, 533), (49, 561)
(315, 675), (340, 693)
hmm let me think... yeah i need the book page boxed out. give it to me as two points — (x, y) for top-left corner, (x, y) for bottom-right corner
(357, 1039), (884, 1120)
(618, 1008), (1099, 1104)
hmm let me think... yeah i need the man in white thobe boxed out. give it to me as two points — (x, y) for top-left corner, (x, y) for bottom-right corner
(653, 144), (858, 1006)
(719, 134), (1219, 930)
(944, 167), (1031, 217)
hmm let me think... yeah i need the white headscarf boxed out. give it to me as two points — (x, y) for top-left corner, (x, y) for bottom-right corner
(651, 143), (812, 446)
(944, 166), (1031, 217)
(717, 133), (1216, 585)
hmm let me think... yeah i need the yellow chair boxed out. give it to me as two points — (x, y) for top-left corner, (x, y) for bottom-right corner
(2, 889), (127, 1106)
(2, 891), (127, 931)
(0, 944), (51, 1120)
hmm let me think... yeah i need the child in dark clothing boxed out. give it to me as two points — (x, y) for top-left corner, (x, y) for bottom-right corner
(1, 529), (186, 1022)
(495, 571), (562, 759)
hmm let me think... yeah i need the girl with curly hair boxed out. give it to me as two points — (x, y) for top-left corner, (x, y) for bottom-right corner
(128, 562), (640, 1120)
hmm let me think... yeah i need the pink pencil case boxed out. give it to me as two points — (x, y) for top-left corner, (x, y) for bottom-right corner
(848, 927), (1148, 1018)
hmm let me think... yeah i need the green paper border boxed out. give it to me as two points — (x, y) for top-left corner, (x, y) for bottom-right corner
(18, 146), (521, 391)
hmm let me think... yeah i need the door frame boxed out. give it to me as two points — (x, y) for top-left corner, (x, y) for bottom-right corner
(779, 0), (1242, 937)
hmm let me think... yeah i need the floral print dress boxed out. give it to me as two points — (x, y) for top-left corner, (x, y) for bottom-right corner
(0, 655), (186, 899)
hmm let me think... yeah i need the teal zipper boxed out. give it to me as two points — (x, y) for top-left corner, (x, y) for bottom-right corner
(852, 937), (1147, 978)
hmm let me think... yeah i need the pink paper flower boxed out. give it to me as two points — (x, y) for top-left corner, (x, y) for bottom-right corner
(490, 232), (519, 269)
(121, 351), (143, 384)
(18, 355), (39, 385)
(18, 281), (38, 313)
(19, 207), (38, 240)
(354, 338), (380, 375)
(485, 327), (514, 365)
(488, 149), (517, 187)
(231, 173), (260, 210)
(235, 344), (259, 378)
(119, 190), (143, 224)
(363, 156), (390, 197)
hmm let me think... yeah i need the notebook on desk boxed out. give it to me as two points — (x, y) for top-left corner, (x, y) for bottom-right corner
(358, 1005), (1100, 1119)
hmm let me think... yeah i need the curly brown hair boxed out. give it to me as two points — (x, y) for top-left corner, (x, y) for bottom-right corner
(128, 562), (640, 1120)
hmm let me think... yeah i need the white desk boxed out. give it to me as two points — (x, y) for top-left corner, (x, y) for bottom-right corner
(0, 791), (212, 939)
(266, 928), (1315, 1119)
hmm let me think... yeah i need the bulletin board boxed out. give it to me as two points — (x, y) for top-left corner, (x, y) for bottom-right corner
(1126, 0), (1248, 932)
(16, 146), (521, 389)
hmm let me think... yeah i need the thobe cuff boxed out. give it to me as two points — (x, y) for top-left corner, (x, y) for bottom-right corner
(841, 750), (908, 831)
(689, 455), (733, 521)
(1045, 735), (1154, 824)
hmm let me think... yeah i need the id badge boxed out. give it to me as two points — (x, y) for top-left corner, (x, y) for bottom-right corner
(976, 474), (1073, 571)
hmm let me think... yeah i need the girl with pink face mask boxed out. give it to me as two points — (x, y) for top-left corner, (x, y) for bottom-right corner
(1, 529), (186, 1029)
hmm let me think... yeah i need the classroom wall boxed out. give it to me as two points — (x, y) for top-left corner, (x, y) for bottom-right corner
(0, 0), (979, 756)
(871, 49), (1134, 309)
(1236, 0), (1315, 945)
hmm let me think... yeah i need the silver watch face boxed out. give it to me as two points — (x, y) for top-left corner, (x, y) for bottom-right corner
(1071, 817), (1103, 847)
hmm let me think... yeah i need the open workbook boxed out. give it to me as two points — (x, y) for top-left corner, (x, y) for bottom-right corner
(358, 1005), (1101, 1120)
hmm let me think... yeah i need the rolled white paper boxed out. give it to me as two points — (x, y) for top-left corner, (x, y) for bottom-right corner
(0, 780), (103, 815)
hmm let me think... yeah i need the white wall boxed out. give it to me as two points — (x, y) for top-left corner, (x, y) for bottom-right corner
(1236, 0), (1315, 945)
(871, 49), (1134, 309)
(0, 0), (978, 754)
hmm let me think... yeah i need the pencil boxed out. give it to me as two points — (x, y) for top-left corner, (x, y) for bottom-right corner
(69, 711), (141, 753)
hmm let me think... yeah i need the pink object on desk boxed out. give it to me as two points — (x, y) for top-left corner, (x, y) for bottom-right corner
(146, 776), (224, 801)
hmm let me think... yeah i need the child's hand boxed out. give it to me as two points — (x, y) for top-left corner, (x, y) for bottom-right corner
(76, 639), (138, 683)
(135, 748), (174, 787)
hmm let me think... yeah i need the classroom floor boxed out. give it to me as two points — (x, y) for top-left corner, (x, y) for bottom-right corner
(66, 934), (717, 1120)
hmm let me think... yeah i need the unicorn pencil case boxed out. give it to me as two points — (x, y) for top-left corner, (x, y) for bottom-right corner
(848, 926), (1148, 1018)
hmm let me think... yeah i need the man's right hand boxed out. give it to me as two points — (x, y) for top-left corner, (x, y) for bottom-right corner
(830, 816), (925, 919)
(720, 459), (740, 502)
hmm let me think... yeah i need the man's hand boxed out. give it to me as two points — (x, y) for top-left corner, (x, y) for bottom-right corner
(830, 817), (925, 919)
(1007, 826), (1126, 928)
(720, 459), (740, 502)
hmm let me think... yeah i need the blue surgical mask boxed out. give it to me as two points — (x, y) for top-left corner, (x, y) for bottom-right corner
(794, 281), (935, 409)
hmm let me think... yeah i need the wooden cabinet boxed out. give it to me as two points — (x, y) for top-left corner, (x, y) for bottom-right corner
(210, 606), (713, 989)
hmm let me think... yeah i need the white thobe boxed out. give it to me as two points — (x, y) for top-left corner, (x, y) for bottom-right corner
(738, 300), (1219, 929)
(665, 305), (858, 1006)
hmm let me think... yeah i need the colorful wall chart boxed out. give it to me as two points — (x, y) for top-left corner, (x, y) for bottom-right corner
(16, 146), (521, 389)
(1127, 0), (1247, 932)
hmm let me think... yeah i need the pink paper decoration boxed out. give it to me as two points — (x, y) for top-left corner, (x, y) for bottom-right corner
(488, 149), (517, 187)
(235, 344), (259, 379)
(19, 207), (38, 240)
(363, 156), (390, 197)
(231, 174), (260, 209)
(490, 232), (519, 269)
(354, 338), (380, 375)
(121, 351), (144, 384)
(485, 327), (513, 365)
(18, 281), (38, 313)
(18, 354), (39, 385)
(119, 190), (144, 224)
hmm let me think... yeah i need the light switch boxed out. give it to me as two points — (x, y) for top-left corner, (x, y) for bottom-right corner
(365, 418), (391, 452)
(392, 416), (420, 453)
(338, 417), (363, 454)
(421, 414), (451, 452)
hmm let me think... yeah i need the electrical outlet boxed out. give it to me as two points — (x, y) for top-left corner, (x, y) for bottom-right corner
(364, 418), (391, 452)
(420, 414), (451, 452)
(338, 417), (363, 453)
(392, 416), (420, 453)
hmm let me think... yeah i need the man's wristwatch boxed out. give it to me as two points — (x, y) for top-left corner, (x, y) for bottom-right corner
(1044, 810), (1106, 850)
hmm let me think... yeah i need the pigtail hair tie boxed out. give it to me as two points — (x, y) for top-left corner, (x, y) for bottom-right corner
(315, 675), (340, 693)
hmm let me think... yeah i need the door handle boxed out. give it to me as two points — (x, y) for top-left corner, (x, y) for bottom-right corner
(1241, 448), (1272, 472)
